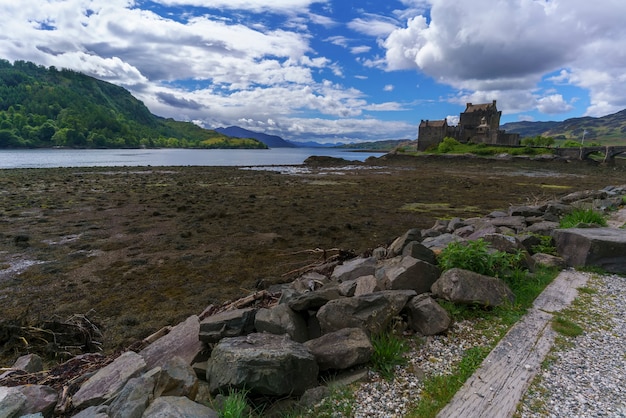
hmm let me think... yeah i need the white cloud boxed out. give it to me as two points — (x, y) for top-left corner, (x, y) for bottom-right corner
(536, 94), (574, 115)
(350, 45), (371, 55)
(382, 0), (626, 117)
(348, 14), (399, 37)
(383, 84), (394, 92)
(151, 0), (329, 14)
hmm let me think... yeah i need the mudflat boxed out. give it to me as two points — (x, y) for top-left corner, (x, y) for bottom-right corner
(0, 154), (623, 363)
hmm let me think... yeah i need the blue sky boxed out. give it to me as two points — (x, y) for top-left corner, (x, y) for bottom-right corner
(1, 0), (625, 143)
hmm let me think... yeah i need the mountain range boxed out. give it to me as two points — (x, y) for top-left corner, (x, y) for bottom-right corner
(501, 109), (626, 144)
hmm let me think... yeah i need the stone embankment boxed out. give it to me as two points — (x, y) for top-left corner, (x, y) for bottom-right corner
(1, 185), (626, 417)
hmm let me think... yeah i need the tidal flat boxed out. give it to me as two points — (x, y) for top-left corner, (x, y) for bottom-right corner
(0, 154), (623, 364)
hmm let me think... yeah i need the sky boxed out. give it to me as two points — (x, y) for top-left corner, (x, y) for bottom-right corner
(1, 0), (625, 143)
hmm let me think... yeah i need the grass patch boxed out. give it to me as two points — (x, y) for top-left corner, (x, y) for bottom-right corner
(407, 346), (492, 418)
(559, 208), (607, 228)
(551, 316), (584, 337)
(530, 235), (557, 256)
(370, 331), (409, 380)
(437, 238), (524, 278)
(217, 388), (252, 418)
(298, 384), (356, 417)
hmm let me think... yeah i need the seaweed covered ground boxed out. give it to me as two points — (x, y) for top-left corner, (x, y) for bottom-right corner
(0, 154), (624, 365)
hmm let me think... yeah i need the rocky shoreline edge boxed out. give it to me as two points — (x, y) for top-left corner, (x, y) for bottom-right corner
(1, 182), (625, 417)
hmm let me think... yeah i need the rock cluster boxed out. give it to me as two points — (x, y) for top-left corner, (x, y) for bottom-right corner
(1, 185), (625, 417)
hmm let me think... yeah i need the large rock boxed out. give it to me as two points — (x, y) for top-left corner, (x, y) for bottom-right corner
(108, 368), (160, 418)
(378, 256), (441, 294)
(316, 290), (416, 335)
(421, 233), (464, 253)
(405, 294), (451, 335)
(142, 396), (219, 418)
(255, 303), (309, 343)
(287, 287), (342, 312)
(388, 228), (422, 257)
(304, 328), (373, 371)
(552, 227), (626, 273)
(0, 387), (27, 418)
(12, 385), (58, 417)
(206, 333), (318, 396)
(72, 351), (147, 409)
(330, 257), (376, 282)
(402, 241), (437, 264)
(431, 268), (514, 307)
(156, 356), (199, 399)
(139, 315), (203, 370)
(199, 308), (256, 344)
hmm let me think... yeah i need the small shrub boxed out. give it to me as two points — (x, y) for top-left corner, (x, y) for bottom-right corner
(437, 239), (523, 278)
(562, 140), (583, 148)
(559, 208), (607, 228)
(437, 137), (461, 153)
(370, 331), (408, 380)
(218, 388), (251, 418)
(531, 235), (557, 255)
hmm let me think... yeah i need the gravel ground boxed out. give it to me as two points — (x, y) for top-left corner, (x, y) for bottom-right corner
(518, 272), (626, 418)
(342, 271), (626, 418)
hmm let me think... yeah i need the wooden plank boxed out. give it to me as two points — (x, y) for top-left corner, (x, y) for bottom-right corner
(437, 270), (589, 418)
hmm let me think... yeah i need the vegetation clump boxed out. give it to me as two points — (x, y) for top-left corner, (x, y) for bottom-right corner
(370, 331), (409, 380)
(437, 239), (524, 279)
(559, 208), (607, 228)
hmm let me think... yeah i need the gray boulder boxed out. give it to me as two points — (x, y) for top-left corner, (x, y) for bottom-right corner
(13, 385), (58, 417)
(421, 233), (464, 252)
(316, 290), (416, 335)
(525, 221), (560, 235)
(255, 303), (309, 343)
(330, 257), (377, 282)
(353, 275), (381, 296)
(108, 369), (160, 418)
(379, 256), (441, 294)
(553, 227), (626, 273)
(388, 228), (422, 257)
(142, 396), (218, 418)
(156, 356), (199, 399)
(0, 387), (27, 418)
(287, 287), (342, 312)
(199, 308), (256, 344)
(431, 268), (515, 307)
(72, 351), (147, 409)
(405, 294), (451, 335)
(290, 272), (329, 293)
(13, 353), (44, 374)
(70, 405), (109, 418)
(401, 241), (437, 264)
(206, 333), (318, 396)
(304, 328), (373, 371)
(139, 315), (203, 370)
(531, 253), (566, 269)
(508, 205), (543, 217)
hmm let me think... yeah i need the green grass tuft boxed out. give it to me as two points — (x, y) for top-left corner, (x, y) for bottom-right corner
(437, 238), (524, 278)
(559, 208), (607, 228)
(370, 331), (409, 380)
(551, 316), (584, 337)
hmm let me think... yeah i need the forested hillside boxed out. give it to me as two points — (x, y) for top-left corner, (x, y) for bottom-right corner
(0, 60), (266, 149)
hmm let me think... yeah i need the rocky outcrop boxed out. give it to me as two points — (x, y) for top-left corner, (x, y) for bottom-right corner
(431, 268), (515, 307)
(2, 184), (625, 417)
(553, 227), (626, 273)
(206, 333), (319, 396)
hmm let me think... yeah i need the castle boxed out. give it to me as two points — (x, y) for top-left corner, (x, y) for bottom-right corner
(417, 100), (520, 151)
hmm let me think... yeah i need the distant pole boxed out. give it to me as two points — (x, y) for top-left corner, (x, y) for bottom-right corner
(581, 130), (587, 146)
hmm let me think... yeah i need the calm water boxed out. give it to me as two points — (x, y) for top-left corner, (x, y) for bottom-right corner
(0, 148), (384, 169)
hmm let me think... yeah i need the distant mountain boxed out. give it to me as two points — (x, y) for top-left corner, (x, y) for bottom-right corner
(287, 140), (334, 148)
(0, 60), (267, 149)
(215, 126), (295, 148)
(501, 109), (626, 144)
(333, 139), (410, 151)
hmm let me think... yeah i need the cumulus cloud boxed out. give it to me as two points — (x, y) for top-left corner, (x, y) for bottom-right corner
(382, 0), (626, 116)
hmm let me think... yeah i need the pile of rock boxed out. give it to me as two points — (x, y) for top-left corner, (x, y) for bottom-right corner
(1, 185), (625, 417)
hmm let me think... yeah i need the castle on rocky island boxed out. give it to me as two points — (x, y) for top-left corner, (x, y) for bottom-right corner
(418, 100), (520, 151)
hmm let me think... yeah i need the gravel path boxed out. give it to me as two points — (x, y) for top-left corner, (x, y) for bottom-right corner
(518, 272), (626, 417)
(345, 271), (626, 418)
